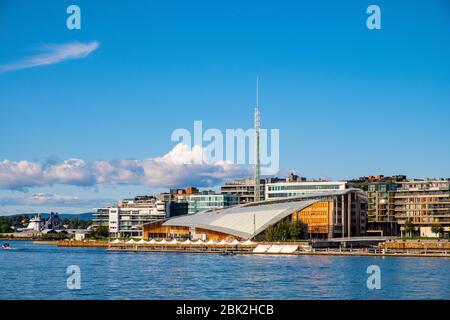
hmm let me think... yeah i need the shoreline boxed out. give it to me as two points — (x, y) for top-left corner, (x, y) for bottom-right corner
(105, 247), (450, 258)
(4, 239), (449, 258)
(55, 240), (450, 258)
(107, 249), (450, 258)
(32, 241), (60, 245)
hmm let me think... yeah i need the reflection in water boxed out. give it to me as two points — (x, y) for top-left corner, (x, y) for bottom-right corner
(0, 241), (449, 300)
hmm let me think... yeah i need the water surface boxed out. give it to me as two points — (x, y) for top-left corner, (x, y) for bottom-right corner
(0, 241), (449, 300)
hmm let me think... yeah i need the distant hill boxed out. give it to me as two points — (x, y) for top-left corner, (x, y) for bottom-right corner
(58, 213), (94, 221)
(16, 212), (94, 221)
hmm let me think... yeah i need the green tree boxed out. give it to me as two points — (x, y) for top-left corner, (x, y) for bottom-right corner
(431, 224), (444, 237)
(41, 231), (69, 240)
(89, 225), (109, 239)
(265, 219), (305, 241)
(403, 219), (415, 237)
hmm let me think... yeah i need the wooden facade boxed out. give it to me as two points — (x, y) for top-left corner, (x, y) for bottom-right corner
(142, 220), (239, 241)
(292, 201), (333, 237)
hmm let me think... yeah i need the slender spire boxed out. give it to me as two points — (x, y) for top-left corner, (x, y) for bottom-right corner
(256, 76), (259, 108)
(254, 77), (261, 203)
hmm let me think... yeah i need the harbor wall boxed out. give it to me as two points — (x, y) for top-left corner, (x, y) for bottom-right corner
(380, 240), (450, 250)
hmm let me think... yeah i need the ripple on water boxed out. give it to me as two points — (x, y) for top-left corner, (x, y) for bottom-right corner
(1, 241), (449, 299)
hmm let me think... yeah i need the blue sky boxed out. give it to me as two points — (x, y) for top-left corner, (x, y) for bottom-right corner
(1, 0), (450, 214)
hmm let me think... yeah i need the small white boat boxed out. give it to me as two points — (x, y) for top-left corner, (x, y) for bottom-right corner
(2, 243), (12, 250)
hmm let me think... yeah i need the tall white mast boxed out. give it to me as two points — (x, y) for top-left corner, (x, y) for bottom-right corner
(254, 77), (261, 203)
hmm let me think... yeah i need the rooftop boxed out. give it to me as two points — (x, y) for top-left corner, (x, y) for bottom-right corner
(158, 189), (365, 240)
(163, 199), (318, 239)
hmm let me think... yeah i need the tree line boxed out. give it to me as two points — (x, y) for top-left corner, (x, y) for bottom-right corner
(0, 214), (93, 234)
(265, 219), (306, 241)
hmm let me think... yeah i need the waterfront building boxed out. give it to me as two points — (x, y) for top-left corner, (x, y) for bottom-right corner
(93, 196), (169, 238)
(265, 178), (347, 200)
(347, 175), (406, 236)
(74, 230), (90, 241)
(394, 179), (450, 237)
(220, 178), (265, 204)
(170, 187), (200, 203)
(19, 212), (64, 233)
(156, 192), (171, 202)
(187, 192), (239, 215)
(143, 189), (367, 240)
(26, 214), (44, 231)
(156, 189), (196, 217)
(42, 212), (62, 231)
(93, 208), (109, 228)
(169, 202), (189, 217)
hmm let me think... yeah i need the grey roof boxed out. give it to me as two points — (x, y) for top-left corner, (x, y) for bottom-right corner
(163, 199), (318, 239)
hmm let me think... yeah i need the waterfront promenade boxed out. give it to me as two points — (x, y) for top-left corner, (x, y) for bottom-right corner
(53, 239), (450, 258)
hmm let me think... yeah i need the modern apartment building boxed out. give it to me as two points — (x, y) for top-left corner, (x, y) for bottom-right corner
(188, 192), (239, 215)
(265, 179), (347, 200)
(394, 179), (450, 237)
(259, 175), (369, 238)
(347, 175), (406, 236)
(170, 187), (200, 203)
(155, 187), (202, 217)
(93, 196), (169, 238)
(220, 178), (265, 204)
(289, 189), (367, 239)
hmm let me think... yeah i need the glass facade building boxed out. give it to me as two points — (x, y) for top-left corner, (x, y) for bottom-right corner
(265, 181), (347, 199)
(188, 194), (239, 215)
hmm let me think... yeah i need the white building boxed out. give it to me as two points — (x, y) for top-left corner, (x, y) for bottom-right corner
(26, 214), (44, 231)
(74, 230), (89, 241)
(93, 196), (169, 238)
(265, 180), (347, 200)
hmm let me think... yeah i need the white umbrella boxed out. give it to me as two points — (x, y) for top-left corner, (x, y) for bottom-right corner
(182, 239), (193, 245)
(218, 240), (229, 245)
(137, 239), (147, 244)
(126, 239), (136, 244)
(206, 240), (216, 245)
(242, 239), (256, 245)
(194, 239), (205, 245)
(148, 239), (157, 244)
(158, 239), (168, 244)
(111, 239), (122, 244)
(230, 239), (241, 245)
(169, 239), (178, 244)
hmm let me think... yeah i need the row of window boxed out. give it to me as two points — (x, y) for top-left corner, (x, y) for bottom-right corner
(268, 185), (341, 191)
(368, 185), (398, 192)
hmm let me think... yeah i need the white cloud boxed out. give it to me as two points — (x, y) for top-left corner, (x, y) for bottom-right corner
(0, 160), (44, 190)
(0, 41), (100, 73)
(0, 193), (112, 208)
(0, 144), (252, 191)
(46, 158), (96, 186)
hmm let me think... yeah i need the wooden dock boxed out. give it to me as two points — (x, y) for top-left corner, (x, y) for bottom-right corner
(32, 241), (59, 245)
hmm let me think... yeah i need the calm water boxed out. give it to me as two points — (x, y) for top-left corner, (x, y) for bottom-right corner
(0, 241), (449, 300)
